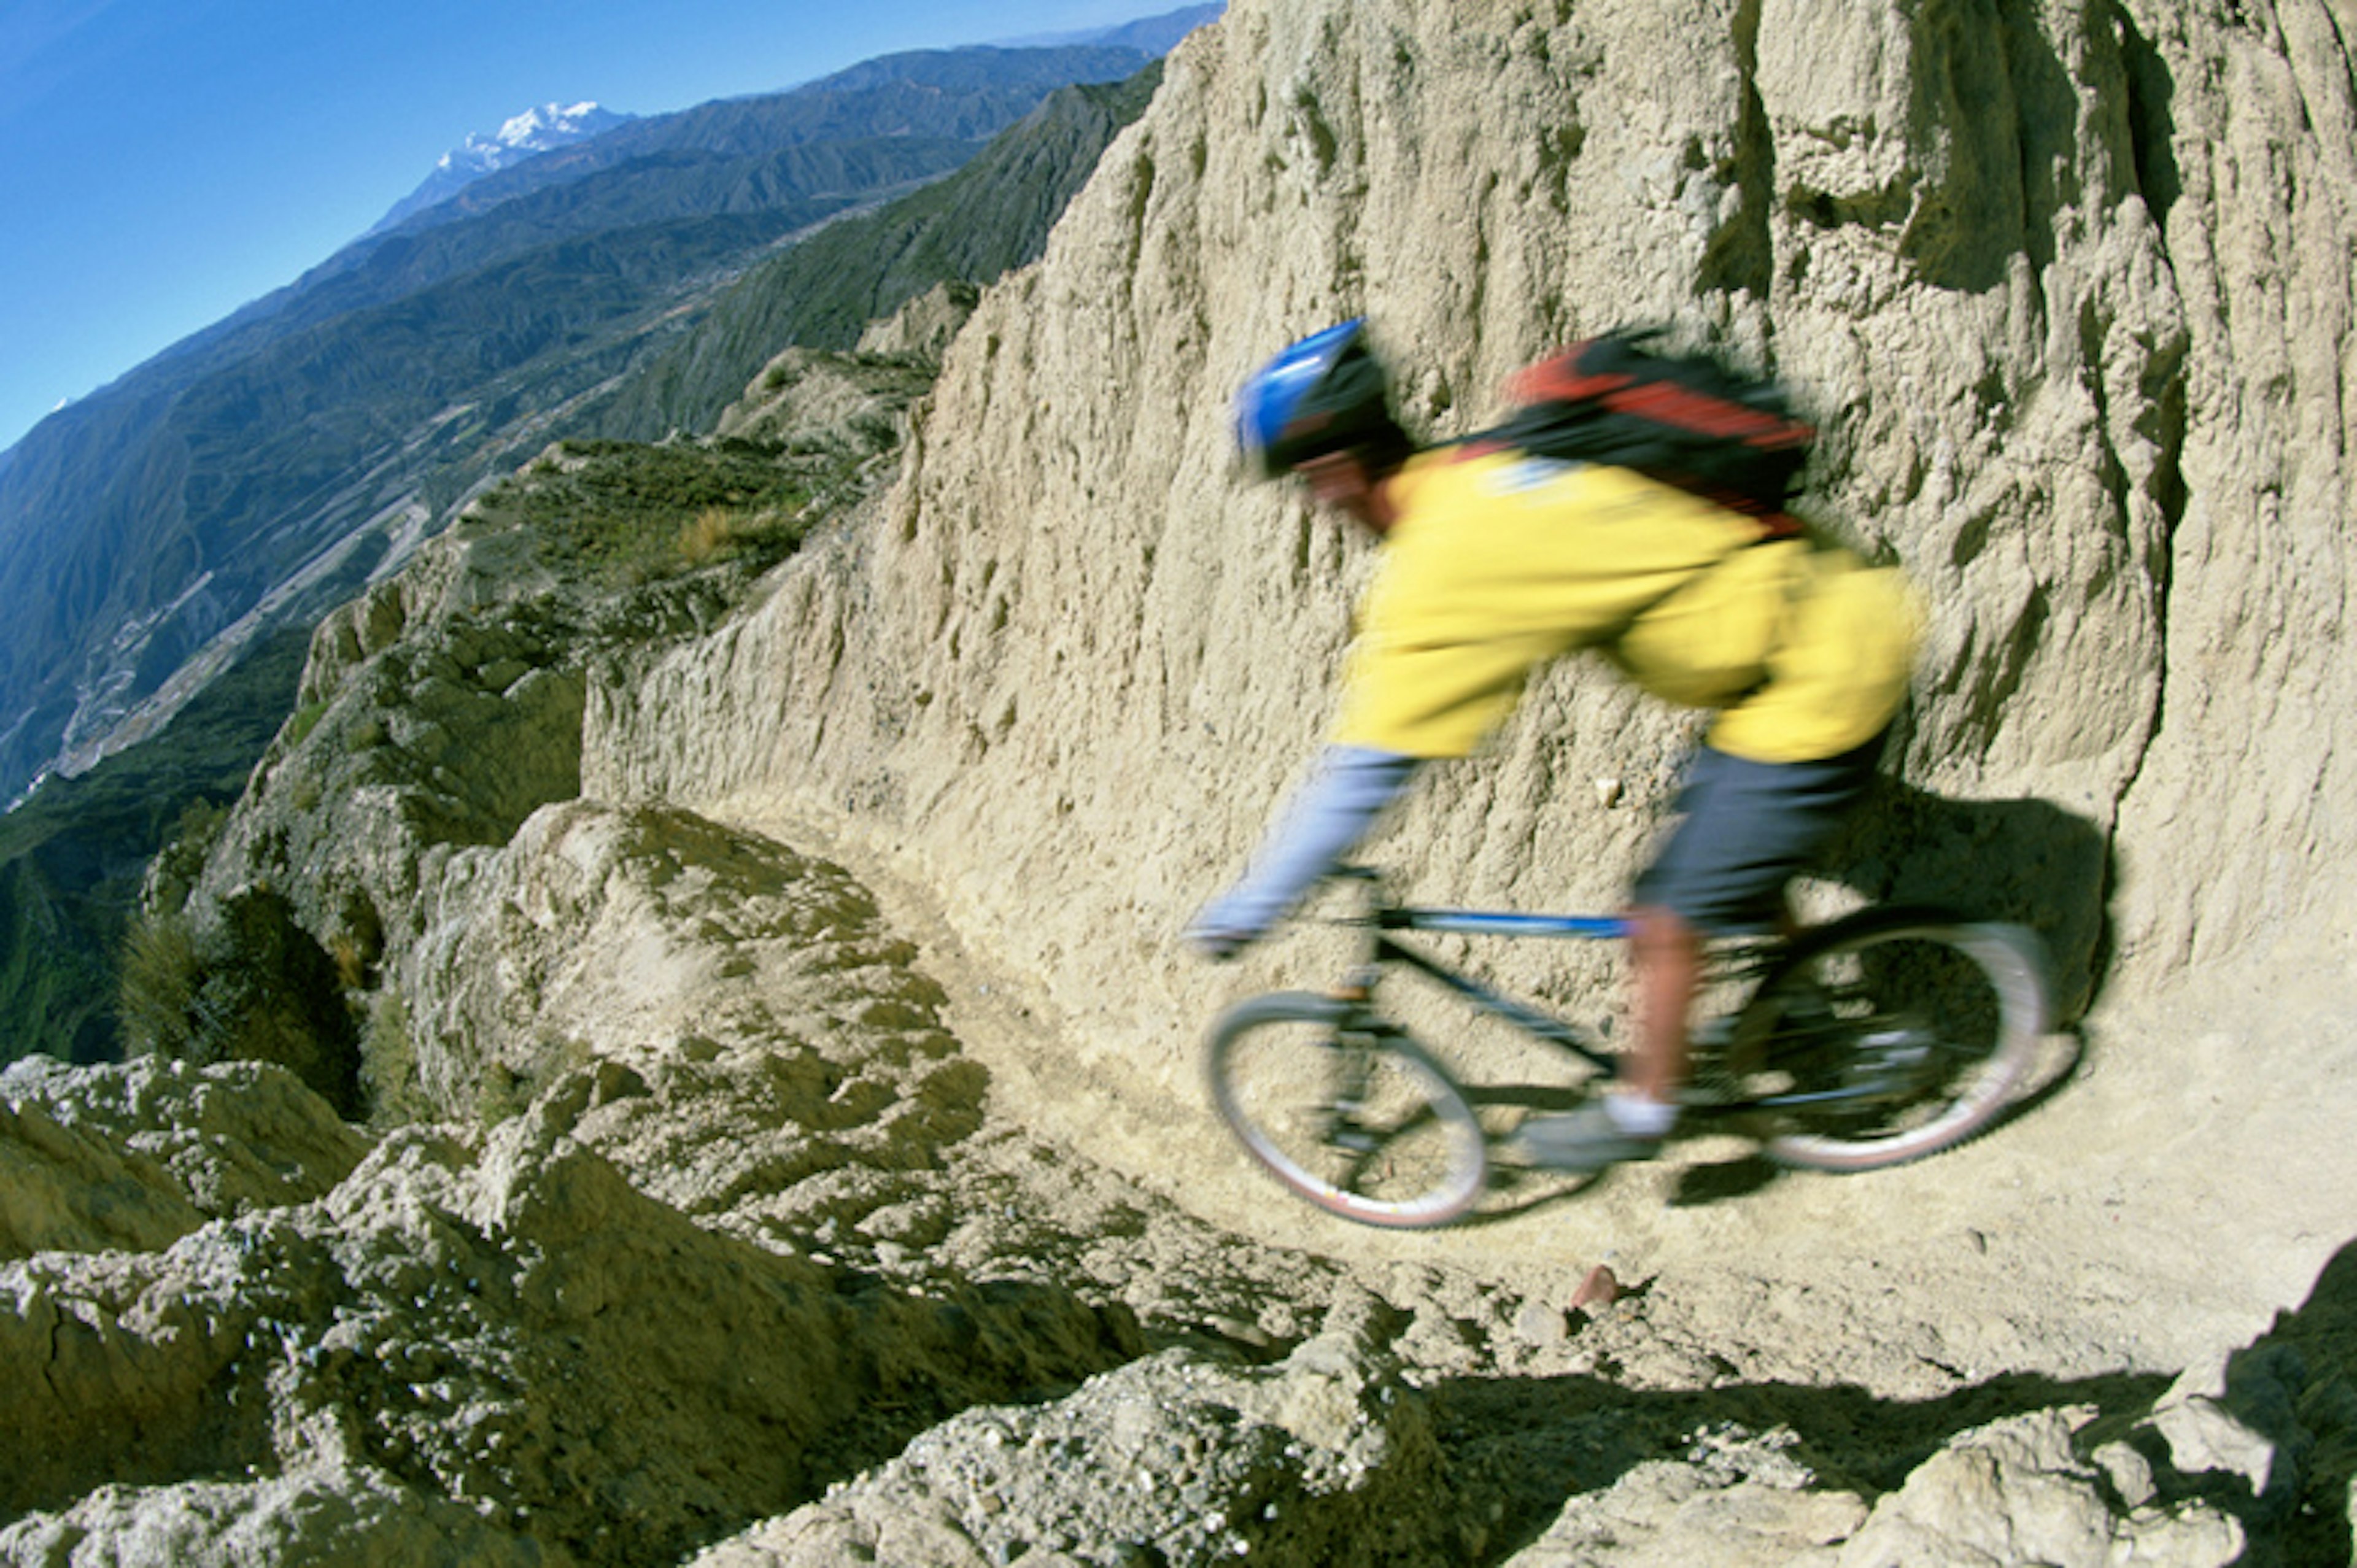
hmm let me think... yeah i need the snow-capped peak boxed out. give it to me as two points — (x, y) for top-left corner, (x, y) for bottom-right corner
(436, 102), (627, 176)
(371, 100), (635, 234)
(500, 101), (601, 145)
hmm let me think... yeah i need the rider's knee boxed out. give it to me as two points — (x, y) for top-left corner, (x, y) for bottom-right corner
(1626, 903), (1701, 965)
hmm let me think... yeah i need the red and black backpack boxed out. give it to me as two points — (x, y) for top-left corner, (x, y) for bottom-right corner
(1479, 331), (1815, 536)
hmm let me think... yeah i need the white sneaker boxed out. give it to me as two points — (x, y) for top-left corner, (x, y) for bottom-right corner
(1507, 1103), (1665, 1173)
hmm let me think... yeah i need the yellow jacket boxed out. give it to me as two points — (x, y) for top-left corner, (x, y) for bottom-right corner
(1330, 449), (1921, 763)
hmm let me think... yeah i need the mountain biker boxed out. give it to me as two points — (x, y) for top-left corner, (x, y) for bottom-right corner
(1188, 319), (1922, 1173)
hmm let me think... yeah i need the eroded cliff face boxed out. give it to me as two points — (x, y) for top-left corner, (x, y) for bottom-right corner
(591, 0), (2351, 1095)
(10, 4), (2357, 1562)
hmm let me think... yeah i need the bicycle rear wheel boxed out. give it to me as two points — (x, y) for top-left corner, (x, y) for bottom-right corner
(1736, 907), (2051, 1172)
(1205, 991), (1488, 1227)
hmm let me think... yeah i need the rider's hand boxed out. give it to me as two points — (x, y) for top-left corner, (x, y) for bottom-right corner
(1186, 926), (1253, 962)
(1184, 897), (1265, 962)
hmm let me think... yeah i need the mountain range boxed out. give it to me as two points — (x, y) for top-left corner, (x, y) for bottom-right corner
(0, 10), (1218, 819)
(368, 101), (638, 236)
(0, 7), (1215, 1064)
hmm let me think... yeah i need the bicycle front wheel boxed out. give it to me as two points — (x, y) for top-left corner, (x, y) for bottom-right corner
(1738, 908), (2052, 1172)
(1205, 991), (1488, 1228)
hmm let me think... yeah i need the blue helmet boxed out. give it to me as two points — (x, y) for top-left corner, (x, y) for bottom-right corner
(1234, 319), (1402, 479)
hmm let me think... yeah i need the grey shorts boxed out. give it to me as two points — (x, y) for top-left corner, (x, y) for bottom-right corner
(1631, 733), (1885, 935)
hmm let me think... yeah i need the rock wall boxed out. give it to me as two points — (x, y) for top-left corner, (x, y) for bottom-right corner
(589, 0), (2354, 1087)
(21, 5), (2354, 1559)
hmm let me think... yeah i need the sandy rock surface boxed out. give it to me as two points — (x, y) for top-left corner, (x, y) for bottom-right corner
(0, 1055), (365, 1257)
(9, 0), (2356, 1562)
(7, 793), (2333, 1564)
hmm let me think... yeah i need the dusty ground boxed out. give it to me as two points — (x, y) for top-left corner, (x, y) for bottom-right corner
(7, 798), (2345, 1566)
(825, 811), (2348, 1381)
(704, 806), (2355, 1566)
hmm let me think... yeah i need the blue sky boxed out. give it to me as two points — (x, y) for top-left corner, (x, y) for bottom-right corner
(0, 0), (1198, 454)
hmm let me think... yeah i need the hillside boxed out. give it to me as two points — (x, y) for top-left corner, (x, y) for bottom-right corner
(3, 1), (2353, 1565)
(0, 42), (1162, 813)
(573, 66), (1169, 441)
(0, 628), (306, 1065)
(0, 53), (1170, 1072)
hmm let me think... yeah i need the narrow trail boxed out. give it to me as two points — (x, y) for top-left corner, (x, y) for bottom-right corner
(722, 802), (2329, 1400)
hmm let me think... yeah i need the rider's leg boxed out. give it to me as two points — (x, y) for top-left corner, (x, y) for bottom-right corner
(1504, 906), (1690, 1170)
(1511, 738), (1886, 1173)
(1625, 903), (1701, 1108)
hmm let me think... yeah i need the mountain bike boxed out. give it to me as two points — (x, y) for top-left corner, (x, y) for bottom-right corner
(1205, 867), (2053, 1227)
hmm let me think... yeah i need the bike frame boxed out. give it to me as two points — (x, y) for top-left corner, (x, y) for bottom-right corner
(1326, 867), (1626, 1077)
(1362, 905), (1625, 1075)
(1329, 869), (1836, 1119)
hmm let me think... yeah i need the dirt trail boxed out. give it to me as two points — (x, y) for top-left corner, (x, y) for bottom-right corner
(679, 806), (2349, 1564)
(739, 803), (2350, 1399)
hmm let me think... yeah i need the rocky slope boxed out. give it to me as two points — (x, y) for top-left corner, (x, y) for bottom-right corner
(4, 1), (2355, 1564)
(0, 43), (1159, 811)
(587, 0), (2355, 1349)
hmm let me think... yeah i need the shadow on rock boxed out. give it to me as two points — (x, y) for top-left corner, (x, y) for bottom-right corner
(1432, 1237), (2357, 1566)
(2112, 1235), (2357, 1567)
(1433, 1348), (2187, 1556)
(1828, 777), (2115, 1025)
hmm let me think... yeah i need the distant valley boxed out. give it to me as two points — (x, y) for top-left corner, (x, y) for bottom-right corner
(0, 7), (1213, 1064)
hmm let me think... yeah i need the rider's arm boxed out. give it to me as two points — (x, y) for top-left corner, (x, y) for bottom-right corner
(1186, 745), (1420, 957)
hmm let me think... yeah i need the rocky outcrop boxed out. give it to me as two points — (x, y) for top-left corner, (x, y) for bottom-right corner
(0, 1056), (365, 1257)
(848, 280), (981, 364)
(0, 1083), (1145, 1566)
(582, 0), (2355, 1343)
(691, 1297), (1469, 1567)
(14, 2), (2357, 1562)
(179, 344), (938, 1070)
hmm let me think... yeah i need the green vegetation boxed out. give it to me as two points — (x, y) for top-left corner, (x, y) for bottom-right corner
(113, 908), (203, 1064)
(116, 884), (365, 1118)
(470, 1033), (595, 1129)
(504, 434), (867, 585)
(286, 700), (331, 747)
(359, 992), (435, 1129)
(0, 631), (306, 1066)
